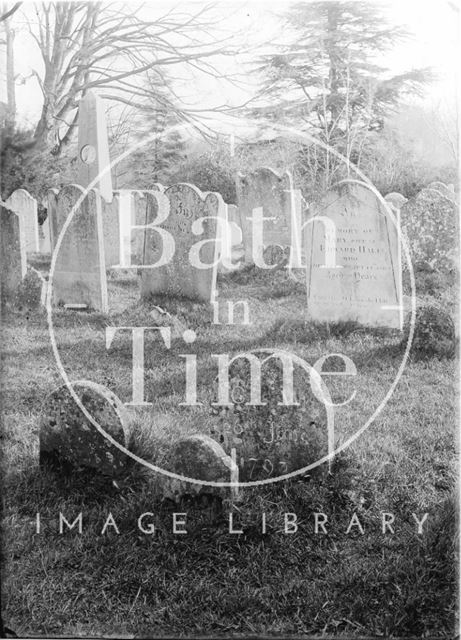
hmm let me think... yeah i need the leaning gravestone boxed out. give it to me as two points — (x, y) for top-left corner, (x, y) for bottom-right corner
(0, 204), (27, 303)
(236, 167), (303, 266)
(5, 189), (40, 253)
(52, 184), (108, 312)
(306, 182), (402, 329)
(77, 91), (113, 203)
(400, 187), (457, 272)
(40, 381), (130, 476)
(140, 184), (221, 303)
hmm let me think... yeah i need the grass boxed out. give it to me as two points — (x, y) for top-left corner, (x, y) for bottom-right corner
(0, 266), (457, 638)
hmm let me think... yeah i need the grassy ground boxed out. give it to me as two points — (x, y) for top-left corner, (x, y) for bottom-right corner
(0, 265), (457, 638)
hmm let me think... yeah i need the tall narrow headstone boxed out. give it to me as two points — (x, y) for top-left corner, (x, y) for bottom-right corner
(236, 167), (303, 266)
(52, 185), (108, 312)
(5, 189), (40, 253)
(47, 188), (59, 251)
(0, 204), (27, 302)
(77, 91), (113, 203)
(140, 184), (220, 303)
(306, 182), (402, 329)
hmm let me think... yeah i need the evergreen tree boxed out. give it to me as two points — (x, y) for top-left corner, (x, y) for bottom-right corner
(249, 1), (435, 186)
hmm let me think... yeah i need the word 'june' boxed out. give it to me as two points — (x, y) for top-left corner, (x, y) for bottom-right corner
(114, 193), (340, 270)
(105, 325), (357, 408)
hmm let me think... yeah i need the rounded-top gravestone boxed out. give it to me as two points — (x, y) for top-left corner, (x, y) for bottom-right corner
(40, 381), (131, 476)
(400, 188), (457, 272)
(159, 434), (237, 501)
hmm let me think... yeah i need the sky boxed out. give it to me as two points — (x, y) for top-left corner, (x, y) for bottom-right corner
(5, 0), (460, 135)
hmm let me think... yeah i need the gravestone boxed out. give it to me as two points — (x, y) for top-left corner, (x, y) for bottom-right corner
(208, 357), (329, 482)
(5, 189), (40, 253)
(216, 203), (243, 272)
(52, 184), (108, 312)
(39, 217), (51, 253)
(140, 184), (221, 303)
(40, 381), (130, 476)
(427, 181), (457, 202)
(101, 189), (129, 268)
(47, 188), (59, 250)
(0, 204), (27, 302)
(14, 268), (45, 310)
(236, 167), (303, 266)
(77, 91), (113, 203)
(101, 185), (166, 270)
(160, 434), (238, 502)
(400, 187), (457, 272)
(306, 182), (402, 329)
(384, 192), (408, 210)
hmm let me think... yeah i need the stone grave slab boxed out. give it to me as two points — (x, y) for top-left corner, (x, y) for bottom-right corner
(52, 184), (108, 312)
(40, 381), (130, 476)
(5, 189), (40, 253)
(401, 187), (457, 272)
(140, 184), (220, 303)
(236, 167), (303, 266)
(47, 188), (59, 251)
(0, 204), (27, 302)
(306, 182), (402, 329)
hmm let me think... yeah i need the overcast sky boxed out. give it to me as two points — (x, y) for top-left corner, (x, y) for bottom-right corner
(9, 0), (459, 132)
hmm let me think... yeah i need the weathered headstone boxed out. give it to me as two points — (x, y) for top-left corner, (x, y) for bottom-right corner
(216, 202), (243, 272)
(14, 267), (46, 309)
(40, 381), (130, 476)
(140, 184), (221, 303)
(52, 184), (108, 312)
(0, 204), (27, 302)
(47, 188), (59, 251)
(208, 357), (329, 481)
(236, 167), (303, 266)
(306, 182), (402, 329)
(77, 91), (113, 203)
(160, 434), (238, 501)
(101, 189), (127, 268)
(427, 181), (456, 201)
(5, 189), (40, 253)
(400, 187), (457, 272)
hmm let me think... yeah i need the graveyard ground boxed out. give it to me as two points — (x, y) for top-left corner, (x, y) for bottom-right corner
(1, 265), (457, 638)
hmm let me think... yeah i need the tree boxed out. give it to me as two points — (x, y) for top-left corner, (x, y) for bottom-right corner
(248, 1), (435, 187)
(7, 2), (238, 155)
